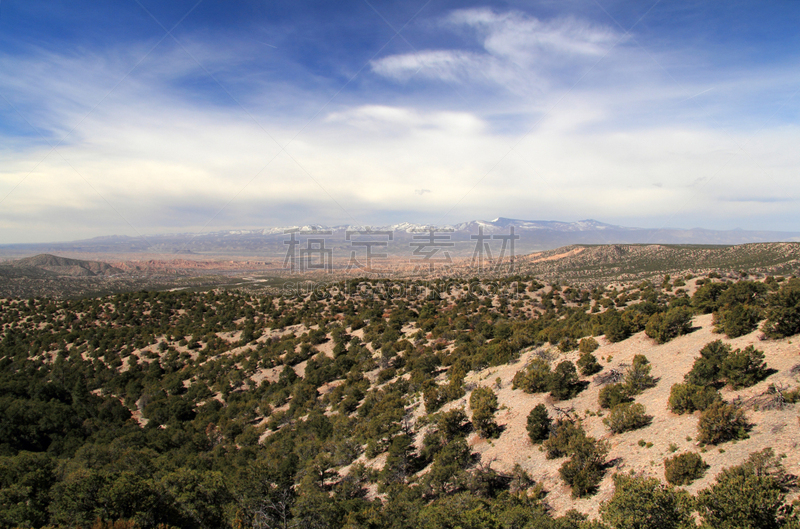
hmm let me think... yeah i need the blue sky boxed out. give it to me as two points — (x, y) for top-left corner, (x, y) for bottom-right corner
(1, 0), (799, 243)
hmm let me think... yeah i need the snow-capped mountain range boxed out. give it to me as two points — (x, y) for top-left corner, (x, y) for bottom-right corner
(2, 218), (799, 257)
(241, 218), (620, 236)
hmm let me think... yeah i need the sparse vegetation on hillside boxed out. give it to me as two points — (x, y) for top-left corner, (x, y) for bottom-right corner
(0, 262), (798, 528)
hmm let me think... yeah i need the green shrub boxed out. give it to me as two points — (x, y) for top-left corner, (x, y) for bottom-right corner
(543, 419), (584, 459)
(714, 304), (762, 338)
(624, 354), (657, 395)
(558, 337), (577, 352)
(469, 386), (499, 438)
(697, 448), (795, 529)
(685, 340), (769, 390)
(423, 370), (466, 413)
(668, 383), (721, 414)
(784, 386), (800, 404)
(720, 345), (768, 388)
(601, 473), (693, 529)
(381, 433), (417, 482)
(604, 312), (631, 343)
(599, 383), (632, 409)
(422, 437), (474, 496)
(548, 361), (582, 401)
(423, 385), (445, 414)
(664, 452), (708, 485)
(645, 307), (693, 344)
(421, 408), (470, 463)
(697, 401), (749, 445)
(526, 404), (551, 444)
(603, 402), (652, 434)
(693, 281), (729, 314)
(577, 352), (602, 376)
(717, 280), (767, 307)
(558, 434), (609, 498)
(436, 408), (469, 441)
(761, 278), (800, 338)
(579, 337), (599, 354)
(686, 340), (731, 386)
(377, 367), (396, 383)
(511, 358), (551, 394)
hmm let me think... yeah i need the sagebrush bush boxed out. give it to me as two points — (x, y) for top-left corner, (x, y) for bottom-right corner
(668, 382), (721, 414)
(664, 452), (708, 485)
(603, 402), (652, 434)
(697, 401), (749, 445)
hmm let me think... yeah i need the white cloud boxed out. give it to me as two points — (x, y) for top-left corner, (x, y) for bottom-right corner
(325, 105), (485, 135)
(448, 9), (620, 60)
(371, 9), (623, 93)
(370, 49), (487, 83)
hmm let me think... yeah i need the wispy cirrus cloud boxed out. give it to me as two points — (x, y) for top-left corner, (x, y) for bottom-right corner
(371, 8), (623, 93)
